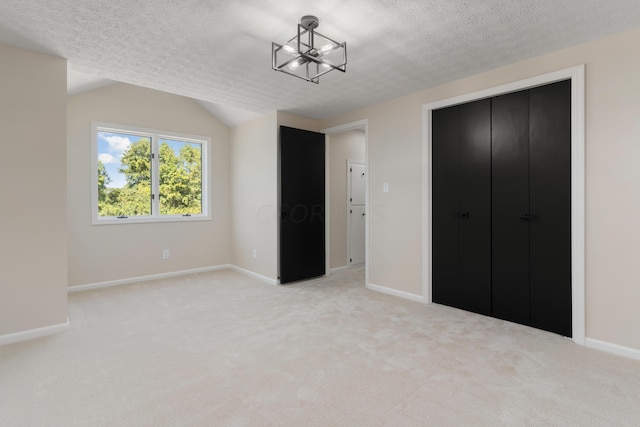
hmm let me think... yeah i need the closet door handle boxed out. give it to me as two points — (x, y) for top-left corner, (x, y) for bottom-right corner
(460, 211), (470, 220)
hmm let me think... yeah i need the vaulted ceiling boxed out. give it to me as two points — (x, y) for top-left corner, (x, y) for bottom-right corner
(1, 0), (640, 126)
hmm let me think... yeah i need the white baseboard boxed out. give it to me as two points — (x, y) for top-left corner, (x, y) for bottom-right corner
(367, 282), (425, 303)
(585, 338), (640, 361)
(229, 265), (279, 286)
(0, 319), (70, 346)
(330, 265), (349, 273)
(68, 265), (230, 293)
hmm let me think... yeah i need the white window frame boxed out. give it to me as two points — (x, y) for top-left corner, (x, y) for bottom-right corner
(91, 121), (211, 225)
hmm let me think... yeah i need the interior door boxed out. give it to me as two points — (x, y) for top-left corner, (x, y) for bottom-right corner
(350, 163), (366, 205)
(279, 126), (326, 284)
(432, 99), (491, 316)
(432, 105), (461, 308)
(491, 89), (531, 325)
(349, 206), (366, 265)
(349, 162), (366, 266)
(432, 81), (572, 337)
(529, 80), (572, 336)
(457, 99), (492, 315)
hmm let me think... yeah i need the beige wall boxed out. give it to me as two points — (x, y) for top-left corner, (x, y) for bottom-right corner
(329, 130), (366, 269)
(67, 83), (230, 286)
(230, 112), (279, 279)
(230, 111), (322, 280)
(322, 94), (423, 297)
(0, 43), (68, 335)
(277, 112), (322, 132)
(321, 27), (640, 351)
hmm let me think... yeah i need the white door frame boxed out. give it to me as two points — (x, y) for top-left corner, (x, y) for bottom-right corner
(421, 65), (586, 345)
(347, 160), (366, 266)
(322, 119), (369, 285)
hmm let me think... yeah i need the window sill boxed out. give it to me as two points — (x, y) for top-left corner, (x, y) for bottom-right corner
(91, 214), (211, 226)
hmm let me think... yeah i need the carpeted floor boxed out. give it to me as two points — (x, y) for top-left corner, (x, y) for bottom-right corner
(1, 266), (639, 426)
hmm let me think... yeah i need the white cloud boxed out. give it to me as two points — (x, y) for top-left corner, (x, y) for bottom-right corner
(104, 135), (132, 154)
(98, 153), (117, 164)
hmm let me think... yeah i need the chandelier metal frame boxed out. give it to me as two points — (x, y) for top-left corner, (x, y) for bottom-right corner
(272, 15), (347, 84)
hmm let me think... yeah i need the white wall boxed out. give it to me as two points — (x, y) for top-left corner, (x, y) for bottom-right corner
(329, 130), (366, 269)
(0, 43), (68, 335)
(321, 27), (640, 351)
(67, 83), (230, 286)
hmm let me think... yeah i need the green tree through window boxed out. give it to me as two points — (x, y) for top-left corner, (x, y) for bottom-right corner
(95, 124), (207, 221)
(159, 139), (202, 215)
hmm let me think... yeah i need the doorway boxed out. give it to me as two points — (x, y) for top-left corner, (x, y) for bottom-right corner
(323, 120), (369, 282)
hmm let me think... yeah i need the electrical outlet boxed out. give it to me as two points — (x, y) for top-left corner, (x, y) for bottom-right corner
(162, 249), (170, 260)
(252, 249), (257, 259)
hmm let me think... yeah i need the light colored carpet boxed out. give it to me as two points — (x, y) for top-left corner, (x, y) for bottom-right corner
(1, 266), (639, 426)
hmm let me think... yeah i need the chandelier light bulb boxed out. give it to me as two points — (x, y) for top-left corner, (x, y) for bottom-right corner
(320, 44), (334, 54)
(283, 44), (297, 55)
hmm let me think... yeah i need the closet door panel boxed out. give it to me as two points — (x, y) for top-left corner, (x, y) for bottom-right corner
(529, 80), (572, 336)
(457, 99), (492, 316)
(491, 91), (531, 325)
(432, 106), (460, 307)
(279, 126), (326, 284)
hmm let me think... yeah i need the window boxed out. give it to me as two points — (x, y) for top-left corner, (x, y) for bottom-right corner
(92, 121), (210, 224)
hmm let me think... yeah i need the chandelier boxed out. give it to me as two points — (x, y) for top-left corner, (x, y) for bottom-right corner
(272, 15), (347, 84)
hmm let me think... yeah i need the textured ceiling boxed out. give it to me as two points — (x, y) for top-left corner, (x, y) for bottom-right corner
(1, 0), (640, 127)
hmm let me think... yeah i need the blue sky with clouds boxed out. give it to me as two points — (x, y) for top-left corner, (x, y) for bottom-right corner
(97, 131), (143, 188)
(98, 131), (202, 189)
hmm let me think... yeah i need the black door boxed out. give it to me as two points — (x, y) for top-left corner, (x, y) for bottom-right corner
(279, 126), (325, 284)
(431, 81), (572, 337)
(492, 89), (531, 325)
(457, 100), (492, 315)
(432, 99), (491, 316)
(432, 105), (460, 308)
(529, 80), (572, 336)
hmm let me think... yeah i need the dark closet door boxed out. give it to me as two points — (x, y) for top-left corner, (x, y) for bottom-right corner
(279, 126), (326, 284)
(529, 80), (572, 336)
(432, 99), (491, 316)
(432, 106), (460, 308)
(457, 100), (492, 315)
(432, 80), (572, 337)
(491, 90), (531, 325)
